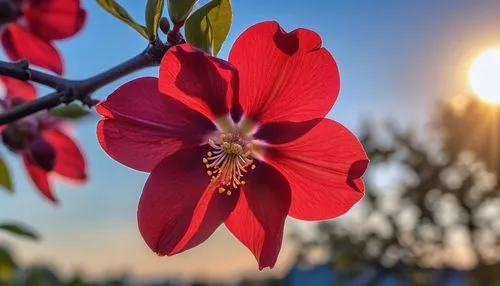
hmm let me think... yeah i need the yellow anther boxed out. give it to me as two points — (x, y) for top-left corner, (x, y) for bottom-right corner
(221, 143), (232, 154)
(204, 132), (257, 197)
(251, 164), (256, 170)
(230, 143), (243, 155)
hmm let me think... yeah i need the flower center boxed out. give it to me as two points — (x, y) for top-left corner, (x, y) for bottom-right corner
(203, 133), (255, 196)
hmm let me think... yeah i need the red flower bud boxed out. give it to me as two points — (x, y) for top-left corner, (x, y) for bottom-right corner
(27, 137), (56, 171)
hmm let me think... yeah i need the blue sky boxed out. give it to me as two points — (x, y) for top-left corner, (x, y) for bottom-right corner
(1, 0), (500, 282)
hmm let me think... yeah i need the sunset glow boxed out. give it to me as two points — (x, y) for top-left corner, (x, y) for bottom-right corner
(469, 49), (500, 104)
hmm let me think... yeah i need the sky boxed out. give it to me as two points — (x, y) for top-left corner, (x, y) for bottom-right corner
(1, 0), (500, 283)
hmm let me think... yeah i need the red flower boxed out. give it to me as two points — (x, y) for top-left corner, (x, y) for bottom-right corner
(0, 77), (87, 203)
(1, 0), (86, 74)
(97, 21), (368, 269)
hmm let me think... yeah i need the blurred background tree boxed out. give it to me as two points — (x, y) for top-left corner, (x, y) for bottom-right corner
(294, 95), (500, 286)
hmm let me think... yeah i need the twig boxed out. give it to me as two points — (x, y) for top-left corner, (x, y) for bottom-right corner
(0, 59), (63, 89)
(0, 39), (168, 125)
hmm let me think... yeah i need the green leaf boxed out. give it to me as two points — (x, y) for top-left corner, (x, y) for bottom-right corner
(168, 0), (198, 23)
(0, 246), (16, 283)
(0, 223), (39, 241)
(0, 157), (12, 193)
(185, 0), (232, 56)
(146, 0), (164, 38)
(96, 0), (149, 39)
(49, 104), (90, 120)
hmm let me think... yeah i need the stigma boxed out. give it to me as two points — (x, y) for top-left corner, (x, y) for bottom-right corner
(203, 133), (255, 196)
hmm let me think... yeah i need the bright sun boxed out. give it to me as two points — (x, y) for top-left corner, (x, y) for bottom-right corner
(469, 49), (500, 104)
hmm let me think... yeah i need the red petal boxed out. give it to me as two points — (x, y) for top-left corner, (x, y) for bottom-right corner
(23, 155), (57, 203)
(43, 129), (86, 181)
(229, 21), (339, 123)
(170, 184), (240, 255)
(159, 44), (237, 120)
(0, 76), (37, 101)
(1, 24), (63, 74)
(97, 77), (215, 172)
(138, 146), (238, 255)
(24, 0), (86, 40)
(225, 162), (291, 270)
(264, 119), (368, 221)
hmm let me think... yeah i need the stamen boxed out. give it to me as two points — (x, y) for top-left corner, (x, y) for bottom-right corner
(203, 133), (256, 196)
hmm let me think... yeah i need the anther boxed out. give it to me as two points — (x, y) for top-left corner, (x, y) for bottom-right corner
(204, 133), (257, 197)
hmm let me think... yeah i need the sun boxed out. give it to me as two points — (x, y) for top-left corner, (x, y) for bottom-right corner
(469, 49), (500, 104)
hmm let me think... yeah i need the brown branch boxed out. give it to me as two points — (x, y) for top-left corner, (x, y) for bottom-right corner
(0, 39), (168, 125)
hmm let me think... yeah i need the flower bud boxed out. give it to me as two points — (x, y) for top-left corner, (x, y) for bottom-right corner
(0, 0), (21, 25)
(159, 17), (170, 34)
(28, 137), (56, 171)
(1, 117), (39, 151)
(2, 125), (25, 151)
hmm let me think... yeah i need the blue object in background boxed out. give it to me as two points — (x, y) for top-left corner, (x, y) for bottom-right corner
(284, 263), (473, 286)
(284, 263), (334, 286)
